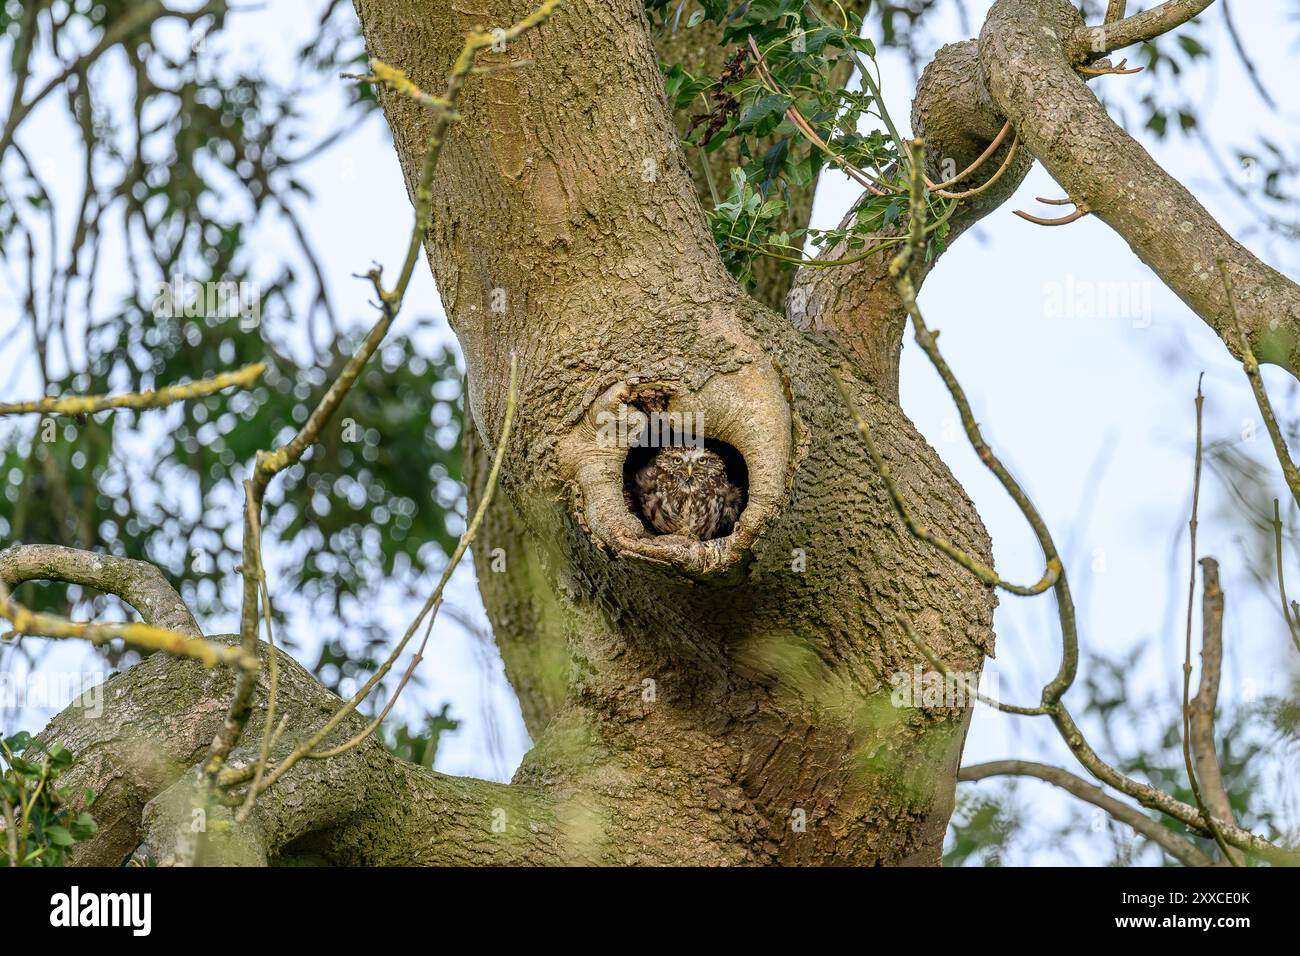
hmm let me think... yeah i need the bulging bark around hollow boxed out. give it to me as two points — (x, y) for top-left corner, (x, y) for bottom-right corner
(353, 0), (998, 864)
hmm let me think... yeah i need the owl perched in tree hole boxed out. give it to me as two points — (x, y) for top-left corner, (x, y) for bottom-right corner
(632, 446), (744, 540)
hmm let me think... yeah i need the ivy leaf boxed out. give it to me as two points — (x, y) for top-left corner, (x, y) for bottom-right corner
(70, 813), (99, 840)
(882, 198), (903, 228)
(47, 743), (75, 773)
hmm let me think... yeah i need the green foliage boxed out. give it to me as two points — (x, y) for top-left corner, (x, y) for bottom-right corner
(709, 167), (790, 278)
(0, 0), (463, 739)
(945, 791), (1021, 867)
(652, 2), (951, 287)
(650, 0), (1298, 286)
(384, 703), (461, 768)
(0, 732), (97, 867)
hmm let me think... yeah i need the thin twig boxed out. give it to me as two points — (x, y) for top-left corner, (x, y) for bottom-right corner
(746, 34), (889, 197)
(929, 134), (1022, 201)
(1014, 201), (1090, 227)
(196, 0), (561, 804)
(234, 490), (280, 826)
(1221, 0), (1276, 109)
(833, 370), (1061, 597)
(926, 122), (1011, 191)
(898, 619), (1047, 715)
(1180, 377), (1236, 864)
(242, 356), (518, 795)
(960, 760), (1214, 867)
(1077, 58), (1144, 76)
(0, 581), (256, 670)
(0, 1), (223, 161)
(886, 141), (1076, 663)
(1217, 260), (1300, 510)
(306, 597), (442, 761)
(1078, 0), (1216, 55)
(848, 139), (1300, 867)
(0, 363), (265, 417)
(1271, 500), (1300, 654)
(2, 797), (20, 867)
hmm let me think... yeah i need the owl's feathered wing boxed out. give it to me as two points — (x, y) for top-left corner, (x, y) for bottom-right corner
(634, 460), (679, 535)
(716, 480), (743, 533)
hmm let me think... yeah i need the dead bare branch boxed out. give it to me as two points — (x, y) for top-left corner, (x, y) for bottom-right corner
(1180, 381), (1237, 864)
(1189, 557), (1243, 864)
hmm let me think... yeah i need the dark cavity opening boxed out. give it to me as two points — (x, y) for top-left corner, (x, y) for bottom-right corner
(623, 433), (750, 540)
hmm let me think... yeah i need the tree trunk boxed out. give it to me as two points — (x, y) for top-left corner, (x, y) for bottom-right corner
(352, 0), (998, 865)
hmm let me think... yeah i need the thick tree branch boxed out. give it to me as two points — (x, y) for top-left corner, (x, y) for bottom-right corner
(0, 543), (200, 636)
(0, 544), (255, 672)
(38, 638), (568, 865)
(981, 0), (1300, 378)
(1079, 0), (1214, 55)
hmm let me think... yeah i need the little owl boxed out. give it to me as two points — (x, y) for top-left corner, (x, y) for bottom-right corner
(632, 446), (744, 540)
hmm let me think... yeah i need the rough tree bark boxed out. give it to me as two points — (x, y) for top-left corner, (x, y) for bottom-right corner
(28, 0), (1300, 865)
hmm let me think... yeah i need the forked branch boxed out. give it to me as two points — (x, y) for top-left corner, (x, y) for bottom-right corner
(982, 0), (1300, 378)
(0, 545), (253, 671)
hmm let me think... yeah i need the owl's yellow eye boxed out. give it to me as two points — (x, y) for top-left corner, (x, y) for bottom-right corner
(672, 453), (684, 464)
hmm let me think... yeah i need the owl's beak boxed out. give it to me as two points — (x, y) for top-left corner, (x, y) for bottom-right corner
(686, 463), (693, 478)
